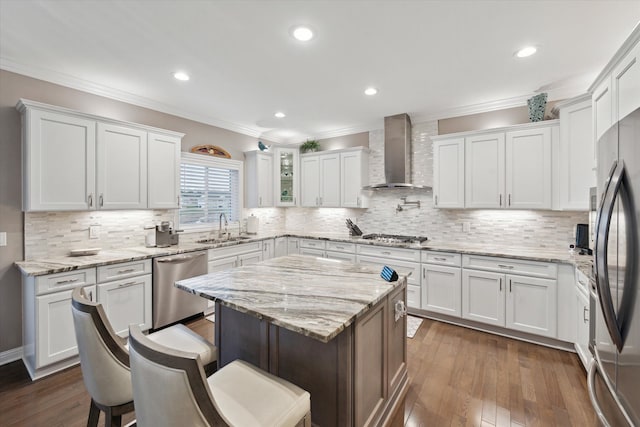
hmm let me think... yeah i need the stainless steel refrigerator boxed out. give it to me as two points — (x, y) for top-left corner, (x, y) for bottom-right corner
(589, 106), (640, 426)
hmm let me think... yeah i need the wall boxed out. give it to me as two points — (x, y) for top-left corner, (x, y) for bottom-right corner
(318, 132), (369, 151)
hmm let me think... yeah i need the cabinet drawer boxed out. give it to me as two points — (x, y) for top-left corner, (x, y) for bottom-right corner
(357, 245), (421, 262)
(299, 239), (326, 250)
(325, 251), (357, 263)
(208, 241), (262, 260)
(407, 284), (421, 309)
(36, 268), (97, 295)
(326, 241), (356, 253)
(462, 255), (557, 279)
(299, 248), (325, 257)
(357, 255), (421, 287)
(421, 251), (461, 266)
(97, 259), (151, 283)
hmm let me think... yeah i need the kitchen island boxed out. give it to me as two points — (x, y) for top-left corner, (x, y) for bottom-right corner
(176, 254), (408, 427)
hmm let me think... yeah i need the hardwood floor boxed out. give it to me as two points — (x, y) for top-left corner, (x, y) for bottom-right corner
(0, 316), (597, 426)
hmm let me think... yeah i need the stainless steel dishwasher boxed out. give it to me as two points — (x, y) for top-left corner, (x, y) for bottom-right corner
(153, 251), (208, 329)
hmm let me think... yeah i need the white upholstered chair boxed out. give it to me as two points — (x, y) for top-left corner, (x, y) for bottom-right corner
(71, 287), (217, 427)
(128, 324), (312, 427)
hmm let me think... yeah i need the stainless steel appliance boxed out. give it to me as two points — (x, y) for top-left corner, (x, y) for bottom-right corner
(361, 233), (428, 244)
(155, 221), (180, 248)
(589, 107), (640, 426)
(152, 251), (208, 329)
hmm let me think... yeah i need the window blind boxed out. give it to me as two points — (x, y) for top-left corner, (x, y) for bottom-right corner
(179, 160), (240, 226)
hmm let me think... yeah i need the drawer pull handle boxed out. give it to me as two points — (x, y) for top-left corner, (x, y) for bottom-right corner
(118, 281), (138, 288)
(509, 279), (512, 292)
(382, 251), (391, 255)
(584, 307), (589, 323)
(335, 246), (344, 249)
(499, 277), (502, 291)
(434, 257), (447, 261)
(497, 264), (514, 269)
(117, 268), (136, 274)
(56, 278), (79, 285)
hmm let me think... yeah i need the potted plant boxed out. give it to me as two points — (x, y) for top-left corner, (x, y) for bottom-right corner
(300, 139), (320, 153)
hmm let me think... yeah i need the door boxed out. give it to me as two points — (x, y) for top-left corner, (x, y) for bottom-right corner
(505, 274), (557, 338)
(257, 153), (274, 207)
(319, 153), (340, 207)
(300, 155), (320, 207)
(36, 285), (95, 367)
(275, 148), (298, 207)
(97, 123), (147, 209)
(612, 43), (640, 123)
(462, 269), (505, 327)
(593, 77), (613, 145)
(98, 275), (152, 336)
(465, 132), (505, 208)
(422, 264), (462, 317)
(26, 109), (96, 211)
(505, 127), (552, 209)
(274, 237), (288, 258)
(238, 251), (263, 266)
(262, 238), (274, 260)
(340, 150), (366, 208)
(287, 237), (300, 255)
(148, 132), (181, 209)
(433, 139), (465, 208)
(575, 288), (590, 368)
(387, 285), (407, 397)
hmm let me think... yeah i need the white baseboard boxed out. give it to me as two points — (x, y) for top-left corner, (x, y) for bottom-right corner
(0, 346), (23, 366)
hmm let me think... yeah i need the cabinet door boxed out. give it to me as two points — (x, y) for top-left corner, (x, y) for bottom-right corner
(462, 270), (505, 327)
(25, 109), (96, 211)
(505, 127), (552, 209)
(612, 42), (640, 123)
(422, 264), (462, 317)
(36, 285), (95, 367)
(300, 155), (320, 207)
(575, 289), (591, 368)
(208, 256), (238, 272)
(465, 132), (505, 208)
(319, 153), (340, 207)
(239, 251), (263, 266)
(433, 139), (465, 208)
(257, 153), (274, 207)
(97, 123), (147, 209)
(261, 238), (275, 260)
(274, 237), (288, 258)
(593, 77), (613, 145)
(287, 237), (300, 254)
(505, 274), (557, 338)
(274, 148), (298, 207)
(559, 101), (594, 210)
(341, 150), (368, 208)
(387, 285), (407, 398)
(148, 132), (181, 209)
(97, 275), (152, 337)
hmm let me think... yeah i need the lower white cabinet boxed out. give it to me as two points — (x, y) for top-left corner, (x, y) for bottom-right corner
(287, 237), (300, 254)
(505, 275), (557, 338)
(208, 242), (264, 272)
(422, 264), (462, 317)
(262, 238), (275, 260)
(97, 275), (152, 337)
(298, 239), (357, 262)
(462, 269), (505, 327)
(274, 237), (288, 257)
(575, 286), (591, 369)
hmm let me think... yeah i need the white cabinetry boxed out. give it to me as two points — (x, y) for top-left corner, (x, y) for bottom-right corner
(555, 95), (595, 210)
(340, 149), (369, 208)
(245, 151), (274, 208)
(593, 77), (613, 145)
(208, 241), (264, 272)
(575, 275), (591, 369)
(298, 239), (357, 262)
(274, 147), (299, 207)
(274, 236), (288, 257)
(97, 123), (148, 210)
(148, 132), (181, 209)
(17, 99), (184, 212)
(433, 138), (464, 208)
(421, 252), (462, 316)
(287, 237), (300, 254)
(465, 132), (505, 208)
(262, 238), (275, 260)
(96, 260), (152, 337)
(300, 155), (320, 207)
(461, 255), (557, 338)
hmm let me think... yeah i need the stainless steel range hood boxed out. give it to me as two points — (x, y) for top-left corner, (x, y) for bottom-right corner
(364, 113), (428, 190)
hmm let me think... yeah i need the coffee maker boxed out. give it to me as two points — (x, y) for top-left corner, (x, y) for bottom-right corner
(155, 221), (180, 248)
(575, 223), (592, 255)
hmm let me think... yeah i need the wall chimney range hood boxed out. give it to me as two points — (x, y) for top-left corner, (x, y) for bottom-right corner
(364, 113), (428, 190)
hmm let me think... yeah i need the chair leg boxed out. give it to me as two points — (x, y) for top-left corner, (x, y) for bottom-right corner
(103, 406), (122, 427)
(303, 411), (312, 427)
(87, 399), (100, 427)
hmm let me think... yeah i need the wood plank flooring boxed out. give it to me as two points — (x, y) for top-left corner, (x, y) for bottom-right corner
(0, 316), (597, 426)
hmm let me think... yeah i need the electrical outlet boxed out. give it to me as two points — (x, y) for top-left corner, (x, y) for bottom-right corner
(0, 232), (6, 246)
(89, 225), (100, 239)
(462, 222), (471, 233)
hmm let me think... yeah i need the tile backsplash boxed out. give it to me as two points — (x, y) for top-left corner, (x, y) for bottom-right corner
(24, 123), (588, 259)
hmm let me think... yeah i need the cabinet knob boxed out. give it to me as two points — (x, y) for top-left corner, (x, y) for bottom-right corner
(99, 194), (104, 207)
(499, 194), (502, 206)
(435, 195), (438, 206)
(508, 194), (511, 206)
(88, 193), (93, 207)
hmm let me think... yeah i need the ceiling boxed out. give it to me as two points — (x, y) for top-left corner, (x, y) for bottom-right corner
(1, 1), (639, 144)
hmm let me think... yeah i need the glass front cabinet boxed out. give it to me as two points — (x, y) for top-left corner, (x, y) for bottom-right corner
(274, 147), (299, 207)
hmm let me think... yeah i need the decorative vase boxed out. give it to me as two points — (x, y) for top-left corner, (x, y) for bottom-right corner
(527, 93), (547, 122)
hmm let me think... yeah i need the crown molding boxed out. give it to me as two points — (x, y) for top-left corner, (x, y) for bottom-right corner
(0, 57), (266, 139)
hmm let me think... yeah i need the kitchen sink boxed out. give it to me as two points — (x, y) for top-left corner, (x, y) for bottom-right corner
(197, 236), (252, 244)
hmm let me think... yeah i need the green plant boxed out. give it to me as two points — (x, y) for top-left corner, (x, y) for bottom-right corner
(300, 139), (320, 153)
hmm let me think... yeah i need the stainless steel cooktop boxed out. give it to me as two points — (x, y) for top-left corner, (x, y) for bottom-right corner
(361, 234), (429, 244)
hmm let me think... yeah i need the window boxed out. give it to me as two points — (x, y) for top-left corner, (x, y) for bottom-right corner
(178, 153), (243, 229)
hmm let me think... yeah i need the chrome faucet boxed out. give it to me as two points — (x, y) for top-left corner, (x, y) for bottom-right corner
(218, 213), (228, 238)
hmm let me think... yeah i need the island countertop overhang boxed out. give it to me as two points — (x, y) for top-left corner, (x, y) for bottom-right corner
(175, 254), (407, 343)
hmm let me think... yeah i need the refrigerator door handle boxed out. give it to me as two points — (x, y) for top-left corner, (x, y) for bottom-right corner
(588, 359), (612, 427)
(594, 160), (626, 351)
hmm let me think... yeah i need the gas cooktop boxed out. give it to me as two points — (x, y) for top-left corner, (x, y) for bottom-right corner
(361, 234), (429, 244)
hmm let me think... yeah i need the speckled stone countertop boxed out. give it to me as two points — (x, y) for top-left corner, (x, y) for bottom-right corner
(176, 254), (406, 343)
(14, 231), (594, 277)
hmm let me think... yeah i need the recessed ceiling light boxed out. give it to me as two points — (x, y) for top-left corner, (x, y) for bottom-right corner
(364, 87), (378, 96)
(275, 112), (286, 118)
(173, 71), (190, 81)
(515, 46), (537, 58)
(292, 26), (314, 41)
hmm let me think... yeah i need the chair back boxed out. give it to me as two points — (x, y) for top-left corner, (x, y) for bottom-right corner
(128, 324), (229, 427)
(71, 287), (133, 407)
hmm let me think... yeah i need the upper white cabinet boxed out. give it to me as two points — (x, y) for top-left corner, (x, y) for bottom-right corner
(432, 138), (464, 208)
(244, 150), (274, 208)
(612, 41), (640, 123)
(301, 147), (368, 208)
(592, 77), (612, 146)
(148, 132), (181, 209)
(340, 148), (369, 208)
(17, 99), (184, 212)
(433, 121), (556, 210)
(274, 147), (298, 207)
(555, 95), (595, 210)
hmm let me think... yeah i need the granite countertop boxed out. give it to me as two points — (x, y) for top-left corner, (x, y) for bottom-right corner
(15, 231), (594, 277)
(175, 254), (406, 343)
